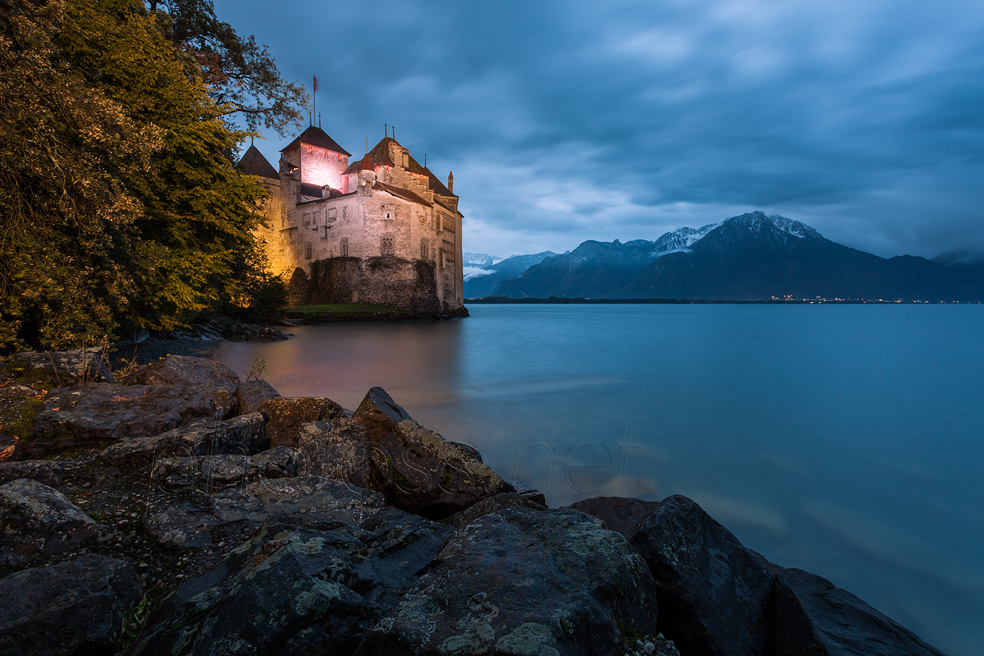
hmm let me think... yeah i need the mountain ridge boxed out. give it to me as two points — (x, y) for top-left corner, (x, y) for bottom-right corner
(479, 212), (984, 301)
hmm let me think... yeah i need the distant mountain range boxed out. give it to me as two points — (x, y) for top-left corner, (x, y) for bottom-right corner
(463, 251), (557, 298)
(466, 212), (984, 301)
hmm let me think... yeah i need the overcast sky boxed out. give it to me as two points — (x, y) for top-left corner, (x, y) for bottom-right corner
(215, 0), (984, 260)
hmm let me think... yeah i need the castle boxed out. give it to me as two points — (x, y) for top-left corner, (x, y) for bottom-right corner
(238, 125), (464, 317)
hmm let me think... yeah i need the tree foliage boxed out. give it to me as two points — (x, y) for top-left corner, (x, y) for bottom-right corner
(0, 0), (296, 350)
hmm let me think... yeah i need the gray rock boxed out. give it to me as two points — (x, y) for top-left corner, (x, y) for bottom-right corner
(4, 347), (110, 386)
(352, 386), (413, 443)
(444, 491), (547, 528)
(357, 507), (659, 656)
(0, 460), (69, 486)
(121, 355), (241, 418)
(258, 396), (345, 448)
(98, 412), (267, 466)
(767, 567), (945, 656)
(507, 480), (548, 506)
(0, 478), (110, 567)
(27, 384), (237, 457)
(145, 475), (385, 549)
(566, 496), (662, 536)
(628, 495), (778, 656)
(296, 418), (371, 487)
(232, 379), (280, 415)
(0, 553), (140, 656)
(368, 418), (514, 520)
(151, 446), (301, 492)
(131, 508), (452, 656)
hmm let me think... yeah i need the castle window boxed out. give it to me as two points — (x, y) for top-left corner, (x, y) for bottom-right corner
(340, 237), (349, 256)
(327, 208), (337, 220)
(383, 208), (392, 220)
(342, 207), (348, 219)
(302, 213), (311, 227)
(420, 239), (429, 260)
(305, 244), (313, 259)
(381, 237), (394, 256)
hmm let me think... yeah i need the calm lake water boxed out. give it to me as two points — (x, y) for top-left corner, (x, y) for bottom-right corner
(216, 304), (983, 656)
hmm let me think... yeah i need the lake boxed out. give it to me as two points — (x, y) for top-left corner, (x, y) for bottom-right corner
(216, 304), (983, 656)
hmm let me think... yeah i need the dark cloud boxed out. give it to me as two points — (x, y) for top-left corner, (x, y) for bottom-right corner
(216, 0), (984, 259)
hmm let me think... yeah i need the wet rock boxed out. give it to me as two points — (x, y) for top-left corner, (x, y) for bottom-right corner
(352, 386), (413, 443)
(0, 478), (110, 567)
(151, 446), (301, 491)
(4, 347), (110, 387)
(258, 396), (345, 448)
(357, 507), (659, 656)
(121, 355), (241, 417)
(27, 384), (235, 458)
(232, 379), (280, 415)
(628, 495), (779, 656)
(0, 554), (141, 656)
(566, 496), (662, 536)
(145, 476), (385, 549)
(98, 413), (267, 466)
(296, 418), (371, 487)
(0, 460), (68, 486)
(369, 419), (514, 520)
(767, 567), (946, 656)
(508, 480), (548, 506)
(444, 491), (547, 528)
(131, 508), (451, 656)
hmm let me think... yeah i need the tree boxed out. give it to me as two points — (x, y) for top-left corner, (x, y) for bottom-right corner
(149, 0), (308, 137)
(0, 0), (299, 349)
(0, 0), (164, 348)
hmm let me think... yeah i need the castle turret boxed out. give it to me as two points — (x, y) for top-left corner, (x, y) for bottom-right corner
(357, 152), (376, 189)
(280, 125), (352, 192)
(448, 171), (453, 194)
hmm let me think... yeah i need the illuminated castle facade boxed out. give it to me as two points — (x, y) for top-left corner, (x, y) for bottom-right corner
(238, 125), (464, 316)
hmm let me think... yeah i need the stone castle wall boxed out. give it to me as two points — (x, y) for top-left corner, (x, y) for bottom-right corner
(289, 256), (444, 316)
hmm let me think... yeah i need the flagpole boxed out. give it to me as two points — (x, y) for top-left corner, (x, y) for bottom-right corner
(312, 75), (317, 127)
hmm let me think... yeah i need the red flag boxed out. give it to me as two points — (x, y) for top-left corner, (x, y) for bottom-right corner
(313, 75), (318, 92)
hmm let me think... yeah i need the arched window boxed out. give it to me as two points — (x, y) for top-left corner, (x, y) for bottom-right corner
(381, 237), (394, 256)
(340, 237), (349, 257)
(420, 239), (429, 260)
(304, 243), (312, 260)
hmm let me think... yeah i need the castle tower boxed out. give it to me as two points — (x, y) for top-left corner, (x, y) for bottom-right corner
(280, 125), (352, 193)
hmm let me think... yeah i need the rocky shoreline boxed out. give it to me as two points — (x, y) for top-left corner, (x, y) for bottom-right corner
(0, 349), (946, 655)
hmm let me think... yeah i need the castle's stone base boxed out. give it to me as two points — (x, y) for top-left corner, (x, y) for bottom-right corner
(288, 256), (463, 318)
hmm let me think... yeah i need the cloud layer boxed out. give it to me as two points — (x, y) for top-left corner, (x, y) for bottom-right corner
(217, 0), (984, 259)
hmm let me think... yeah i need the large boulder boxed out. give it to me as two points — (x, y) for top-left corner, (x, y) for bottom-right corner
(357, 507), (659, 655)
(0, 460), (69, 487)
(130, 507), (453, 656)
(121, 355), (241, 416)
(25, 383), (237, 458)
(628, 495), (778, 656)
(144, 476), (385, 549)
(0, 554), (141, 656)
(566, 496), (662, 536)
(3, 347), (110, 387)
(232, 379), (281, 415)
(296, 418), (371, 487)
(444, 491), (547, 528)
(352, 386), (413, 443)
(151, 446), (301, 492)
(369, 419), (514, 520)
(767, 567), (946, 656)
(98, 413), (267, 466)
(0, 478), (110, 567)
(258, 396), (345, 448)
